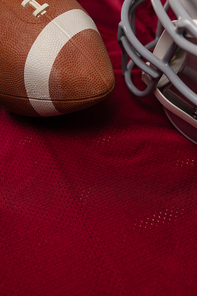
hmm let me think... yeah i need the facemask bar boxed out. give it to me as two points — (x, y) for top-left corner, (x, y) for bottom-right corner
(118, 0), (164, 97)
(118, 0), (197, 117)
(152, 0), (197, 54)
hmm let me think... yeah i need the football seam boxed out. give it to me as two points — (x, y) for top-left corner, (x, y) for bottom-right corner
(0, 82), (114, 103)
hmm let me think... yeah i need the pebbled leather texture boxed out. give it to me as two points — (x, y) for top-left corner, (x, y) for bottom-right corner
(0, 0), (115, 116)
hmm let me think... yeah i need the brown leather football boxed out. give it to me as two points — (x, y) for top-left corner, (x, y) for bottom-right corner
(0, 0), (115, 116)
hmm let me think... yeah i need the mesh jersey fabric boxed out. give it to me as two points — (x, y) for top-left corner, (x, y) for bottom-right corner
(1, 0), (197, 295)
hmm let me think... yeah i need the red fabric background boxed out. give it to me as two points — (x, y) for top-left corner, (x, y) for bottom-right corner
(1, 1), (197, 295)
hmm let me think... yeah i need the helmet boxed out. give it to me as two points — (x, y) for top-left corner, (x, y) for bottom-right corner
(118, 0), (197, 144)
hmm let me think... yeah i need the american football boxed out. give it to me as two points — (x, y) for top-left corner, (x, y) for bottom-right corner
(0, 0), (115, 116)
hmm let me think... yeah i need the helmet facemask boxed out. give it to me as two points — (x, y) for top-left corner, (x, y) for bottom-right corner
(118, 0), (197, 144)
